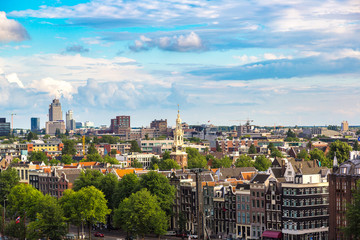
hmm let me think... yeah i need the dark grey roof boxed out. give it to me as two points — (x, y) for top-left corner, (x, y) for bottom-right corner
(250, 174), (270, 183)
(56, 168), (82, 184)
(218, 167), (257, 180)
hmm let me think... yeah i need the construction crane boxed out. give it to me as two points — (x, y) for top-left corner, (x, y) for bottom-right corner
(82, 135), (86, 155)
(10, 113), (16, 135)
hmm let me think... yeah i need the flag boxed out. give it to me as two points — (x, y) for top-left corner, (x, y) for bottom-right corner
(16, 216), (20, 224)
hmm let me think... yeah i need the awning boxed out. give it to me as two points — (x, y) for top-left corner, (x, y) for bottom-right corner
(262, 231), (282, 238)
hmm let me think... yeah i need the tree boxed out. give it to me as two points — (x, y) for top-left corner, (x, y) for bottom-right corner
(186, 147), (207, 169)
(113, 189), (168, 239)
(62, 139), (77, 155)
(55, 128), (61, 138)
(131, 159), (143, 168)
(7, 184), (43, 221)
(0, 167), (20, 204)
(306, 140), (313, 150)
(82, 153), (102, 162)
(130, 140), (142, 153)
(103, 155), (118, 164)
(271, 149), (284, 158)
(159, 159), (181, 170)
(59, 190), (83, 238)
(286, 129), (296, 138)
(87, 143), (98, 155)
(139, 171), (176, 215)
(216, 144), (222, 152)
(27, 195), (67, 240)
(97, 173), (118, 209)
(48, 158), (60, 166)
(112, 173), (140, 209)
(354, 141), (360, 151)
(27, 131), (38, 141)
(268, 142), (275, 152)
(235, 155), (254, 168)
(162, 151), (171, 160)
(110, 149), (118, 155)
(343, 180), (360, 239)
(150, 156), (160, 170)
(248, 144), (257, 154)
(212, 156), (232, 168)
(297, 149), (310, 160)
(43, 134), (50, 139)
(327, 140), (352, 165)
(254, 155), (271, 171)
(309, 148), (326, 163)
(73, 169), (104, 191)
(61, 154), (74, 164)
(29, 151), (48, 162)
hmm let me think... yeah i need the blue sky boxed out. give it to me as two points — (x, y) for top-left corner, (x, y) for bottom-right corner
(0, 0), (359, 129)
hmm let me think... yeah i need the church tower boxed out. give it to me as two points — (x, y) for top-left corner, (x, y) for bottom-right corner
(170, 106), (188, 168)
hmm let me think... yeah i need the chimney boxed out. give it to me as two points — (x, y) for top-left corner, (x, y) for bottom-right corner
(313, 159), (316, 168)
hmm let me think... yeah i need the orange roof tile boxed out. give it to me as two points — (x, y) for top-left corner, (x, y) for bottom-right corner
(242, 172), (255, 180)
(79, 162), (97, 166)
(43, 168), (51, 173)
(115, 169), (136, 178)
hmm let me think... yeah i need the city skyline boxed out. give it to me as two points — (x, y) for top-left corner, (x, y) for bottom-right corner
(0, 0), (359, 129)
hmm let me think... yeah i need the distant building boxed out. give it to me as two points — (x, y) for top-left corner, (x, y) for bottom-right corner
(170, 109), (187, 168)
(150, 119), (167, 134)
(48, 99), (62, 121)
(110, 116), (130, 134)
(0, 118), (10, 137)
(76, 122), (83, 129)
(66, 110), (76, 131)
(31, 117), (40, 132)
(341, 121), (349, 132)
(45, 121), (65, 135)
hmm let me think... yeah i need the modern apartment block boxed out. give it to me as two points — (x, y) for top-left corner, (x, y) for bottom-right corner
(329, 151), (360, 240)
(110, 115), (130, 133)
(31, 117), (40, 132)
(0, 118), (10, 137)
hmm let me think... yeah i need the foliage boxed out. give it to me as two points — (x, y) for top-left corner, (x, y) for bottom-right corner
(212, 156), (232, 168)
(139, 171), (176, 215)
(284, 137), (300, 142)
(59, 190), (83, 230)
(113, 189), (168, 237)
(297, 149), (310, 160)
(93, 135), (120, 144)
(254, 155), (271, 171)
(0, 167), (19, 203)
(4, 220), (26, 240)
(343, 180), (360, 239)
(61, 154), (74, 164)
(234, 155), (254, 168)
(87, 143), (98, 155)
(26, 131), (38, 141)
(131, 159), (143, 168)
(267, 142), (275, 152)
(162, 151), (171, 160)
(97, 173), (118, 209)
(306, 140), (313, 149)
(327, 140), (352, 165)
(43, 134), (50, 139)
(286, 129), (296, 138)
(112, 173), (140, 209)
(62, 139), (77, 155)
(130, 140), (142, 153)
(29, 151), (48, 162)
(48, 158), (60, 166)
(186, 147), (207, 169)
(159, 158), (181, 170)
(187, 137), (202, 143)
(271, 149), (284, 158)
(354, 141), (360, 151)
(309, 148), (326, 163)
(7, 184), (43, 221)
(83, 153), (102, 162)
(216, 144), (222, 152)
(103, 155), (118, 164)
(150, 156), (161, 170)
(248, 144), (257, 154)
(110, 149), (118, 155)
(27, 195), (67, 240)
(73, 169), (103, 191)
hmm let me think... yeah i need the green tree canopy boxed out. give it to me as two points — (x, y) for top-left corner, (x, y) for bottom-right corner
(248, 144), (257, 154)
(27, 194), (67, 240)
(212, 156), (233, 168)
(150, 156), (161, 170)
(162, 151), (171, 160)
(113, 189), (168, 238)
(343, 180), (360, 239)
(29, 151), (48, 162)
(327, 140), (352, 165)
(297, 149), (310, 160)
(7, 184), (43, 220)
(103, 155), (119, 164)
(73, 169), (104, 191)
(27, 131), (38, 141)
(268, 142), (275, 152)
(97, 173), (118, 209)
(186, 147), (207, 169)
(139, 171), (176, 215)
(112, 173), (140, 209)
(110, 149), (118, 155)
(62, 139), (77, 155)
(130, 140), (142, 153)
(354, 141), (360, 151)
(309, 148), (326, 163)
(159, 158), (181, 170)
(0, 167), (19, 203)
(87, 143), (98, 155)
(271, 149), (284, 158)
(131, 159), (143, 168)
(235, 155), (254, 168)
(61, 154), (74, 164)
(254, 155), (271, 171)
(82, 153), (102, 162)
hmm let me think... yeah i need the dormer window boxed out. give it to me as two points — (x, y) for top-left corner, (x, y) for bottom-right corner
(355, 168), (360, 175)
(340, 167), (347, 174)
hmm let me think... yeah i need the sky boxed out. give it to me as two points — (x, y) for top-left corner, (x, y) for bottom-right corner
(0, 0), (359, 129)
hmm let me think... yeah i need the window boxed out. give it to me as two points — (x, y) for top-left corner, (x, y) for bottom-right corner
(266, 195), (270, 200)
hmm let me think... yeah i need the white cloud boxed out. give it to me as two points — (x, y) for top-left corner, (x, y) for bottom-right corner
(177, 32), (202, 49)
(5, 73), (24, 88)
(29, 77), (75, 100)
(0, 11), (29, 43)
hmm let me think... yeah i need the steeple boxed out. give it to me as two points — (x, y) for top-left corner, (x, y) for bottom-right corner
(170, 105), (188, 168)
(333, 152), (339, 172)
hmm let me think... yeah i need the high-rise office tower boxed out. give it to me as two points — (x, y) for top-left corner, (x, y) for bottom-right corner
(49, 99), (63, 121)
(66, 110), (75, 131)
(31, 117), (40, 132)
(0, 118), (10, 136)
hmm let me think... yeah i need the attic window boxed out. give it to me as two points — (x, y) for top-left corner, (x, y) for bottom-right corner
(355, 168), (360, 175)
(340, 167), (347, 174)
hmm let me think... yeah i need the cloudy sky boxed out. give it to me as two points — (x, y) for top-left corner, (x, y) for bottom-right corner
(0, 0), (359, 129)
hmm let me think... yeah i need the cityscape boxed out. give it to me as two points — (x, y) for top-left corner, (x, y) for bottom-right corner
(1, 0), (360, 240)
